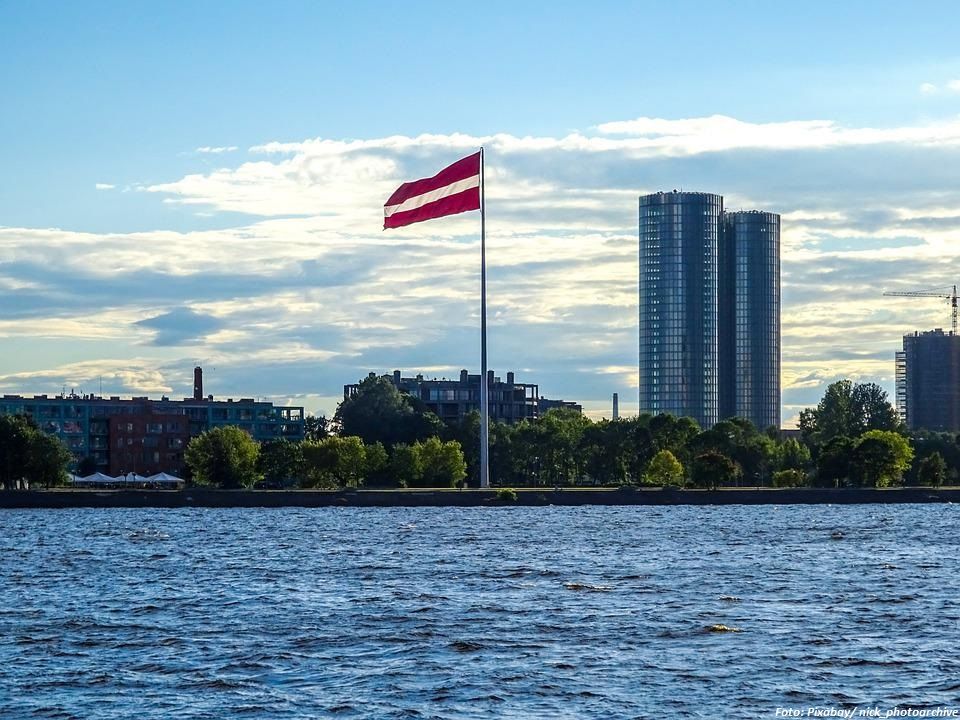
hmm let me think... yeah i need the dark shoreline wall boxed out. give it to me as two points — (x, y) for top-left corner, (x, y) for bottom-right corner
(1, 487), (958, 509)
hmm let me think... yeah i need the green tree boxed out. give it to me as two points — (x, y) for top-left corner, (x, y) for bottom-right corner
(694, 418), (775, 485)
(27, 432), (72, 488)
(363, 441), (390, 486)
(905, 431), (960, 485)
(800, 380), (902, 445)
(185, 426), (261, 489)
(642, 449), (685, 487)
(538, 408), (591, 485)
(0, 415), (71, 490)
(413, 437), (467, 488)
(301, 440), (336, 489)
(581, 420), (632, 485)
(331, 436), (366, 487)
(624, 417), (655, 485)
(852, 383), (902, 433)
(304, 415), (330, 441)
(504, 419), (543, 485)
(446, 410), (481, 486)
(815, 435), (855, 487)
(388, 443), (421, 488)
(489, 420), (516, 487)
(853, 430), (913, 487)
(917, 451), (947, 487)
(335, 374), (443, 447)
(257, 439), (304, 488)
(0, 415), (33, 490)
(772, 469), (808, 488)
(301, 436), (366, 488)
(690, 451), (741, 490)
(649, 414), (700, 461)
(774, 438), (812, 473)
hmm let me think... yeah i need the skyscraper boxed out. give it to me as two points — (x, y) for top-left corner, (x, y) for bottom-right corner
(720, 210), (781, 430)
(638, 191), (780, 430)
(896, 329), (960, 432)
(638, 191), (722, 429)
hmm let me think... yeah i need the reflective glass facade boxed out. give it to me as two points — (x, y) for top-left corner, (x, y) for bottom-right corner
(638, 191), (721, 429)
(720, 211), (781, 430)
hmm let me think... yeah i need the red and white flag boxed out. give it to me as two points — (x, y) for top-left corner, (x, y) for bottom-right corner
(383, 151), (481, 229)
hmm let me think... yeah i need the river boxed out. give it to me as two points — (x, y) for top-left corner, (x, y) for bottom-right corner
(2, 505), (958, 718)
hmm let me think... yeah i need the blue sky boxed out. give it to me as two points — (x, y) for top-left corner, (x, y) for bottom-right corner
(3, 1), (960, 424)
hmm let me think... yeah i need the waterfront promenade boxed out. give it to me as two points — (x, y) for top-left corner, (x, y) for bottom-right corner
(2, 486), (957, 509)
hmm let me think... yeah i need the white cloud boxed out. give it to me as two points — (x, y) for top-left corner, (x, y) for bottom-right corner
(0, 359), (175, 396)
(195, 145), (239, 154)
(7, 113), (960, 423)
(136, 116), (960, 220)
(595, 114), (960, 152)
(920, 82), (938, 94)
(94, 183), (115, 190)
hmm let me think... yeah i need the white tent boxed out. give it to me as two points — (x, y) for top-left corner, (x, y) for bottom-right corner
(77, 472), (121, 486)
(146, 472), (184, 487)
(120, 473), (149, 485)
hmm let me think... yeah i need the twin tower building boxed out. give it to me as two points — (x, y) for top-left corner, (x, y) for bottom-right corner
(638, 191), (780, 431)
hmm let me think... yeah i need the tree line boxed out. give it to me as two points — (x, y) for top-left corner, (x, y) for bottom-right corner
(0, 373), (957, 490)
(186, 427), (467, 490)
(323, 375), (947, 490)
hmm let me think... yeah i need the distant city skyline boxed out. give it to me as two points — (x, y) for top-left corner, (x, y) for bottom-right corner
(3, 2), (960, 426)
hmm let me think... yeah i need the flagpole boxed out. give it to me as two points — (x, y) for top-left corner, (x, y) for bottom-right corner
(479, 147), (490, 489)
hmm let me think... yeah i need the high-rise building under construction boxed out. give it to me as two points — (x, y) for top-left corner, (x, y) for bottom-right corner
(896, 329), (960, 432)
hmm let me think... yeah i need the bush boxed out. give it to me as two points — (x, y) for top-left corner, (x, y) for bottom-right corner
(495, 487), (518, 502)
(642, 449), (685, 487)
(772, 469), (808, 488)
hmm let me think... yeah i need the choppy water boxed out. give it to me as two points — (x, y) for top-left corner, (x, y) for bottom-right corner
(2, 505), (959, 719)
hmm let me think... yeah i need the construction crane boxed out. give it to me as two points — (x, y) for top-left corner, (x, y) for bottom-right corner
(883, 285), (958, 334)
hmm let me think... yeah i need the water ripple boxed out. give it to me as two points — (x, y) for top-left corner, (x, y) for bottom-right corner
(1, 504), (959, 718)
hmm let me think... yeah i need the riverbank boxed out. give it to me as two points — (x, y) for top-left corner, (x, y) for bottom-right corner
(0, 486), (957, 509)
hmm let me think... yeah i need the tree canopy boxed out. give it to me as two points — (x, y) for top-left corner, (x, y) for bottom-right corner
(0, 415), (71, 490)
(691, 451), (741, 490)
(335, 374), (443, 447)
(917, 452), (947, 487)
(852, 430), (913, 487)
(257, 439), (304, 488)
(643, 449), (684, 487)
(800, 380), (901, 445)
(185, 426), (260, 489)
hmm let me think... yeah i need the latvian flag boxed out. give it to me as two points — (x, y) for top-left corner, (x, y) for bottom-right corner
(383, 151), (481, 229)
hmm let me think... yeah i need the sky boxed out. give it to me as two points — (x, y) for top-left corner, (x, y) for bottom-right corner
(3, 1), (960, 425)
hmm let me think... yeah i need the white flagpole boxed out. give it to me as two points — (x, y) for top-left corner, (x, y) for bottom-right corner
(479, 147), (490, 489)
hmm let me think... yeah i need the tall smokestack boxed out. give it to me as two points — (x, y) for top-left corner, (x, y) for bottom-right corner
(613, 392), (619, 420)
(194, 366), (203, 401)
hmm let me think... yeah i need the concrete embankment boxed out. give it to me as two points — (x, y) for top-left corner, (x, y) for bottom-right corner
(0, 486), (957, 509)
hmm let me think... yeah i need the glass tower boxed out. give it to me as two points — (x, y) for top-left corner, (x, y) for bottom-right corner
(719, 210), (781, 430)
(638, 191), (722, 429)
